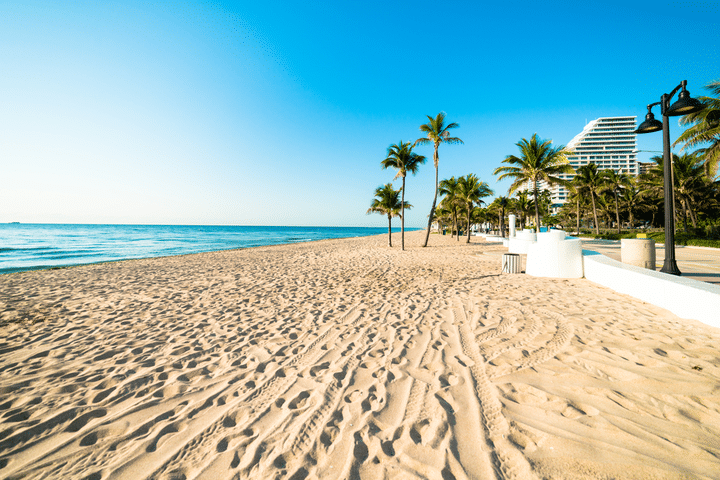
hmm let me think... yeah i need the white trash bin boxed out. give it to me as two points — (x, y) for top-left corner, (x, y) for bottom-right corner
(501, 253), (522, 273)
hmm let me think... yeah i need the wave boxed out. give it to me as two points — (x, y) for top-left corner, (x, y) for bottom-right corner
(0, 225), (395, 275)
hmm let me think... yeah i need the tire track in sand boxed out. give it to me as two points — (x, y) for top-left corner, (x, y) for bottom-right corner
(454, 303), (538, 480)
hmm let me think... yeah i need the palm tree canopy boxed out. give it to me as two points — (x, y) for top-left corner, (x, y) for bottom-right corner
(439, 176), (460, 201)
(574, 163), (606, 193)
(415, 112), (464, 166)
(674, 79), (720, 175)
(367, 184), (405, 218)
(493, 133), (574, 194)
(381, 140), (426, 179)
(601, 169), (633, 195)
(458, 173), (494, 206)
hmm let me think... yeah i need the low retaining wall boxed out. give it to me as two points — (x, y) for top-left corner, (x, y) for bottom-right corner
(582, 250), (720, 329)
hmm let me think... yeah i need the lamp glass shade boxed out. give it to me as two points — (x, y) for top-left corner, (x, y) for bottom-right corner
(634, 112), (663, 134)
(666, 90), (705, 116)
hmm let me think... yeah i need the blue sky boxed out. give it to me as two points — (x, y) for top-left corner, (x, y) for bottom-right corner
(1, 1), (718, 227)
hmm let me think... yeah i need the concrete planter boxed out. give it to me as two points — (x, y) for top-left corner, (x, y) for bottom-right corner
(621, 238), (656, 270)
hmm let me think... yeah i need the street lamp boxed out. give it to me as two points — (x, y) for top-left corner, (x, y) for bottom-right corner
(634, 80), (705, 275)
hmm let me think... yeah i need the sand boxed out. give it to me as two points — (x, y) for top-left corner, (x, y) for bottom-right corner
(1, 230), (719, 480)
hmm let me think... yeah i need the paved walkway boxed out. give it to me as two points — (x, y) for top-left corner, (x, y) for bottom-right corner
(580, 239), (720, 286)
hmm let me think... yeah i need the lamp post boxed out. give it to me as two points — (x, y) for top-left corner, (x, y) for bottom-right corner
(634, 80), (704, 275)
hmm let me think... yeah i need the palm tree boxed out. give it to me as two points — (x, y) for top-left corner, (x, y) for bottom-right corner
(533, 189), (553, 225)
(513, 191), (532, 230)
(574, 163), (606, 234)
(619, 182), (643, 228)
(567, 179), (584, 234)
(642, 153), (708, 232)
(439, 177), (461, 240)
(457, 174), (494, 242)
(433, 204), (453, 235)
(674, 79), (720, 176)
(415, 112), (464, 247)
(489, 196), (510, 237)
(669, 152), (707, 231)
(367, 184), (407, 247)
(381, 141), (426, 250)
(493, 133), (573, 232)
(602, 169), (633, 233)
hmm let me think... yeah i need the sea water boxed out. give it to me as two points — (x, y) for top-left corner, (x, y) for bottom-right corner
(0, 224), (408, 274)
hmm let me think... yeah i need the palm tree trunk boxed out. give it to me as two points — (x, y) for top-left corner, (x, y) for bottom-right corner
(456, 209), (460, 242)
(689, 204), (698, 228)
(422, 146), (440, 248)
(575, 199), (580, 234)
(591, 194), (600, 235)
(466, 204), (472, 243)
(614, 195), (621, 234)
(534, 185), (541, 233)
(387, 215), (392, 247)
(401, 176), (406, 251)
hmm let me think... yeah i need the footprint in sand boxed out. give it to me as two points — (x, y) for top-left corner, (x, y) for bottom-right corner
(288, 391), (311, 410)
(344, 390), (363, 403)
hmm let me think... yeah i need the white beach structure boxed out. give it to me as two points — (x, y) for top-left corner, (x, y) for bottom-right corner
(525, 230), (584, 278)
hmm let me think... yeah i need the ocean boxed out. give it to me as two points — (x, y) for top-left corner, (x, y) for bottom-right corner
(0, 224), (408, 275)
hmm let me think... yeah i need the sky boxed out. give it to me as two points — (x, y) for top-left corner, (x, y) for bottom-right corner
(1, 0), (718, 227)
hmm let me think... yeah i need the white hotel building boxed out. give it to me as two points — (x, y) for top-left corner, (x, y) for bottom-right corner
(551, 116), (638, 209)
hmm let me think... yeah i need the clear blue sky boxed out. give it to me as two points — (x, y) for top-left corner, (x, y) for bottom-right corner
(1, 1), (718, 227)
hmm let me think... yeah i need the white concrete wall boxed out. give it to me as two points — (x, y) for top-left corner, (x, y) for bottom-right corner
(582, 250), (720, 329)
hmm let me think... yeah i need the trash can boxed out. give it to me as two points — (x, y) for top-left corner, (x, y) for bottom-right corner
(621, 238), (656, 270)
(501, 253), (522, 273)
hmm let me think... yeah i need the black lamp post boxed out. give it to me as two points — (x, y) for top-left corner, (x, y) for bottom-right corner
(634, 80), (705, 275)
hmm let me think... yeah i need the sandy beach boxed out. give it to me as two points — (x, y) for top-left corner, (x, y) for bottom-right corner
(1, 230), (719, 480)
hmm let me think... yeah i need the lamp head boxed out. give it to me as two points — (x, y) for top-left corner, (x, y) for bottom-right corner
(666, 87), (705, 116)
(634, 108), (662, 134)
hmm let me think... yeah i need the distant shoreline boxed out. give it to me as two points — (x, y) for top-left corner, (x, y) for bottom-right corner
(0, 224), (422, 275)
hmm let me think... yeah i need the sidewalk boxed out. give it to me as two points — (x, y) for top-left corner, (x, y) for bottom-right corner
(580, 239), (720, 286)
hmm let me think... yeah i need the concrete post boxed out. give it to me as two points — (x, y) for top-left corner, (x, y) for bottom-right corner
(509, 214), (516, 238)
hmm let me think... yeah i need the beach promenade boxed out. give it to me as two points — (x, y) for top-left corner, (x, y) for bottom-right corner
(1, 230), (719, 480)
(580, 239), (720, 286)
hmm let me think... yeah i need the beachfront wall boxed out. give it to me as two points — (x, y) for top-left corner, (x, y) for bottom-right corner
(582, 251), (720, 329)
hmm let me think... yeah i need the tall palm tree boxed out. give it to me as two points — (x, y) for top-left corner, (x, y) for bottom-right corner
(457, 174), (494, 242)
(367, 183), (407, 247)
(602, 169), (633, 233)
(439, 176), (461, 240)
(415, 112), (463, 247)
(493, 133), (573, 232)
(381, 141), (426, 250)
(674, 79), (720, 176)
(574, 163), (606, 234)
